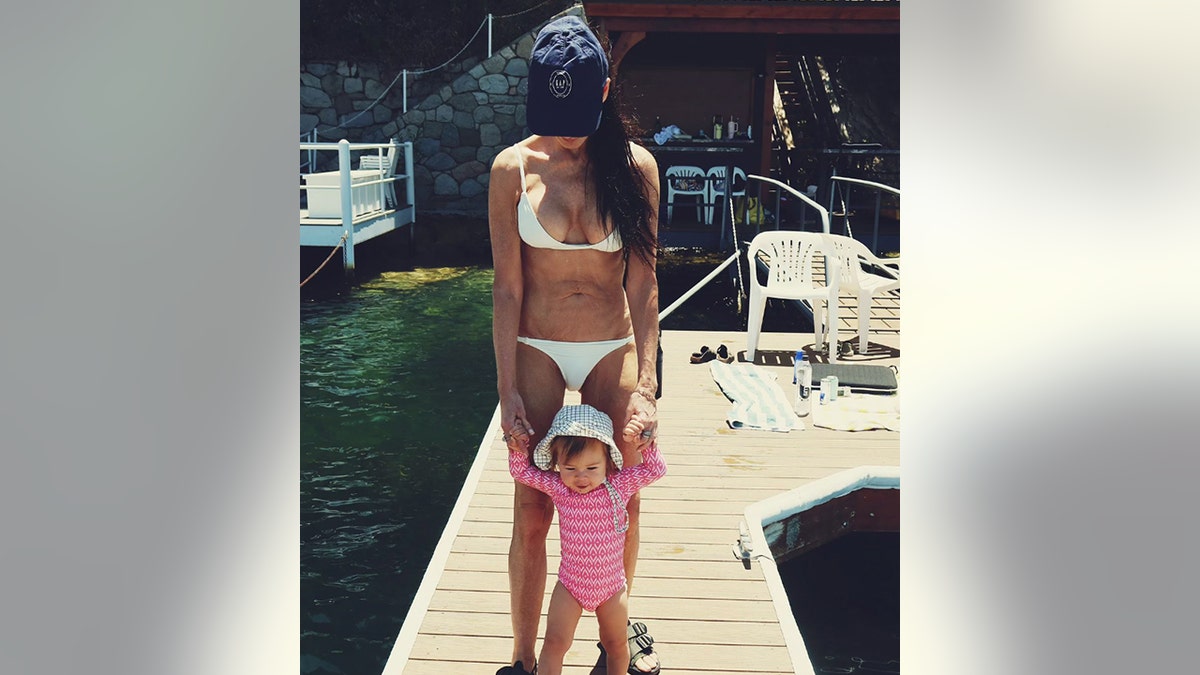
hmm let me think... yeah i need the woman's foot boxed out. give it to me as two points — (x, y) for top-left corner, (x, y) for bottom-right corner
(599, 622), (661, 674)
(495, 660), (536, 675)
(626, 621), (660, 674)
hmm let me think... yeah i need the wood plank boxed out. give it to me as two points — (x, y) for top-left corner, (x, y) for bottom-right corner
(387, 328), (900, 675)
(418, 611), (786, 646)
(442, 552), (765, 583)
(436, 570), (772, 601)
(407, 634), (794, 672)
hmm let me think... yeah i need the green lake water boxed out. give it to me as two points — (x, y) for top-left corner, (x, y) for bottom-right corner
(301, 266), (499, 675)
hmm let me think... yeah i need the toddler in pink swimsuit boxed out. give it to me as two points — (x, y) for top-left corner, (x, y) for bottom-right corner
(509, 404), (666, 675)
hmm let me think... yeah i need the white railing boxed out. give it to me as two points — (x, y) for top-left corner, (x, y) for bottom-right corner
(828, 175), (899, 255)
(299, 139), (415, 226)
(747, 174), (831, 234)
(299, 138), (417, 277)
(661, 176), (834, 323)
(658, 250), (742, 322)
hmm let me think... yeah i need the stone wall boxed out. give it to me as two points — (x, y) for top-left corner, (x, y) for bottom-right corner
(300, 7), (582, 215)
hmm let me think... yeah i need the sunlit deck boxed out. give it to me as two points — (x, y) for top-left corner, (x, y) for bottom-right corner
(382, 320), (900, 675)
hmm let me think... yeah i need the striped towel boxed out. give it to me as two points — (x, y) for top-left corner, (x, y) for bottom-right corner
(708, 361), (803, 432)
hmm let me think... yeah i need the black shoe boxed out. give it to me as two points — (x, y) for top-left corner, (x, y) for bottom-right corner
(496, 660), (536, 675)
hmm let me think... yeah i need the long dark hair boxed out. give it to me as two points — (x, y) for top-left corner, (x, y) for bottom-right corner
(587, 83), (658, 267)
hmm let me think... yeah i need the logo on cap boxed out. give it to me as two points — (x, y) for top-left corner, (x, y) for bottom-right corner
(548, 69), (572, 99)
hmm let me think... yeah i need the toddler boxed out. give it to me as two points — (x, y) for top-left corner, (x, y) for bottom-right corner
(508, 404), (666, 675)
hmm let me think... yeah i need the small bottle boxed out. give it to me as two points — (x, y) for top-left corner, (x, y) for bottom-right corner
(792, 350), (812, 417)
(713, 115), (723, 140)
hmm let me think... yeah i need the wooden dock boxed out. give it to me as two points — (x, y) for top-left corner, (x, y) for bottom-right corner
(381, 326), (900, 675)
(300, 140), (416, 275)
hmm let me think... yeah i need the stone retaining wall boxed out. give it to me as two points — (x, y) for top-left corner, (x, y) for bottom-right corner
(300, 7), (582, 215)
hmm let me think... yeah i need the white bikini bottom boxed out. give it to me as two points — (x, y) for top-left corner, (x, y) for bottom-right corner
(516, 335), (634, 391)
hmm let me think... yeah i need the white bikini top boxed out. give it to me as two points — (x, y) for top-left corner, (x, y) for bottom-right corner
(516, 148), (622, 253)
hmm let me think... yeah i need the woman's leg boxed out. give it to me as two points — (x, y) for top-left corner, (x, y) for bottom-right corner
(509, 483), (552, 671)
(580, 342), (660, 673)
(508, 342), (565, 669)
(537, 581), (584, 675)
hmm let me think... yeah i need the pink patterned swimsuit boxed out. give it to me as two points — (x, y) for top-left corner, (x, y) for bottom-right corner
(510, 442), (666, 611)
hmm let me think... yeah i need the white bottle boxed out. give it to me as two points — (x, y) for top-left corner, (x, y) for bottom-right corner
(793, 350), (812, 417)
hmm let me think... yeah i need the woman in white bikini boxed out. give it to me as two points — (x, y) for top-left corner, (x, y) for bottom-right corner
(488, 15), (662, 675)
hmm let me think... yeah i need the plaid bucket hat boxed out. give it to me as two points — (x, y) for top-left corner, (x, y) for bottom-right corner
(526, 15), (609, 137)
(533, 404), (623, 471)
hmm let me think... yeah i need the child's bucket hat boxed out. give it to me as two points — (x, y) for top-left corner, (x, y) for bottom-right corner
(533, 403), (623, 471)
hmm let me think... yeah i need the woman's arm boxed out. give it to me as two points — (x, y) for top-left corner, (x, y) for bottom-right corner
(489, 146), (534, 446)
(621, 143), (662, 445)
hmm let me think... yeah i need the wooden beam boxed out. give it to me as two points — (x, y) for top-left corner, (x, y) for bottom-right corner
(595, 17), (899, 34)
(586, 2), (899, 22)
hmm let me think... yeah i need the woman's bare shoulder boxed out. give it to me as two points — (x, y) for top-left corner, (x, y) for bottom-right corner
(628, 141), (659, 173)
(491, 144), (522, 176)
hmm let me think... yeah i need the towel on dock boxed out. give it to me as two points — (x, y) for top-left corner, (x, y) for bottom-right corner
(708, 361), (803, 432)
(813, 392), (901, 432)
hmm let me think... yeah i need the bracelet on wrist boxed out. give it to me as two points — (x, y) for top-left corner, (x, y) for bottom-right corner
(632, 389), (657, 403)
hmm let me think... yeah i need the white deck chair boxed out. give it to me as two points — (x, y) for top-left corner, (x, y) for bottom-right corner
(358, 141), (400, 208)
(746, 230), (841, 363)
(825, 233), (900, 354)
(706, 165), (746, 225)
(664, 165), (708, 224)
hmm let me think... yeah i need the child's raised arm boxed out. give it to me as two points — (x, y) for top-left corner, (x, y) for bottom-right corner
(611, 441), (666, 498)
(508, 445), (560, 495)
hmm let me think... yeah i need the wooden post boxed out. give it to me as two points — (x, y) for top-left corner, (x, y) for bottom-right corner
(759, 34), (777, 184)
(404, 141), (416, 250)
(338, 139), (356, 277)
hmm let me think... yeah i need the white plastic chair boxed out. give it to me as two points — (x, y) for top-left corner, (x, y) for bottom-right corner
(358, 140), (400, 208)
(825, 233), (900, 354)
(745, 230), (841, 363)
(664, 165), (709, 224)
(706, 165), (747, 225)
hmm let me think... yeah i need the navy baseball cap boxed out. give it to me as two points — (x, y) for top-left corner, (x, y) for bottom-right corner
(527, 16), (609, 137)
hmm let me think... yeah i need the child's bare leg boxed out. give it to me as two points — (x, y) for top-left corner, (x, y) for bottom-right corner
(537, 581), (583, 675)
(595, 587), (631, 675)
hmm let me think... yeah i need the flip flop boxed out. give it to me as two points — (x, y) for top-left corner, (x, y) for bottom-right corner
(715, 344), (734, 363)
(689, 345), (716, 364)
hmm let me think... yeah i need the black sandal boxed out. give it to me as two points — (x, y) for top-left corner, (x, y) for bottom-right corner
(599, 622), (662, 675)
(626, 621), (661, 675)
(495, 659), (536, 675)
(689, 345), (716, 364)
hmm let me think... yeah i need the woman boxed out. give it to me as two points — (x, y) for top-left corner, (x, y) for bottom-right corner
(488, 15), (662, 675)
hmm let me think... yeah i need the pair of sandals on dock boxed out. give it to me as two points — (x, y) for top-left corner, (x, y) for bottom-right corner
(689, 344), (734, 364)
(498, 620), (661, 675)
